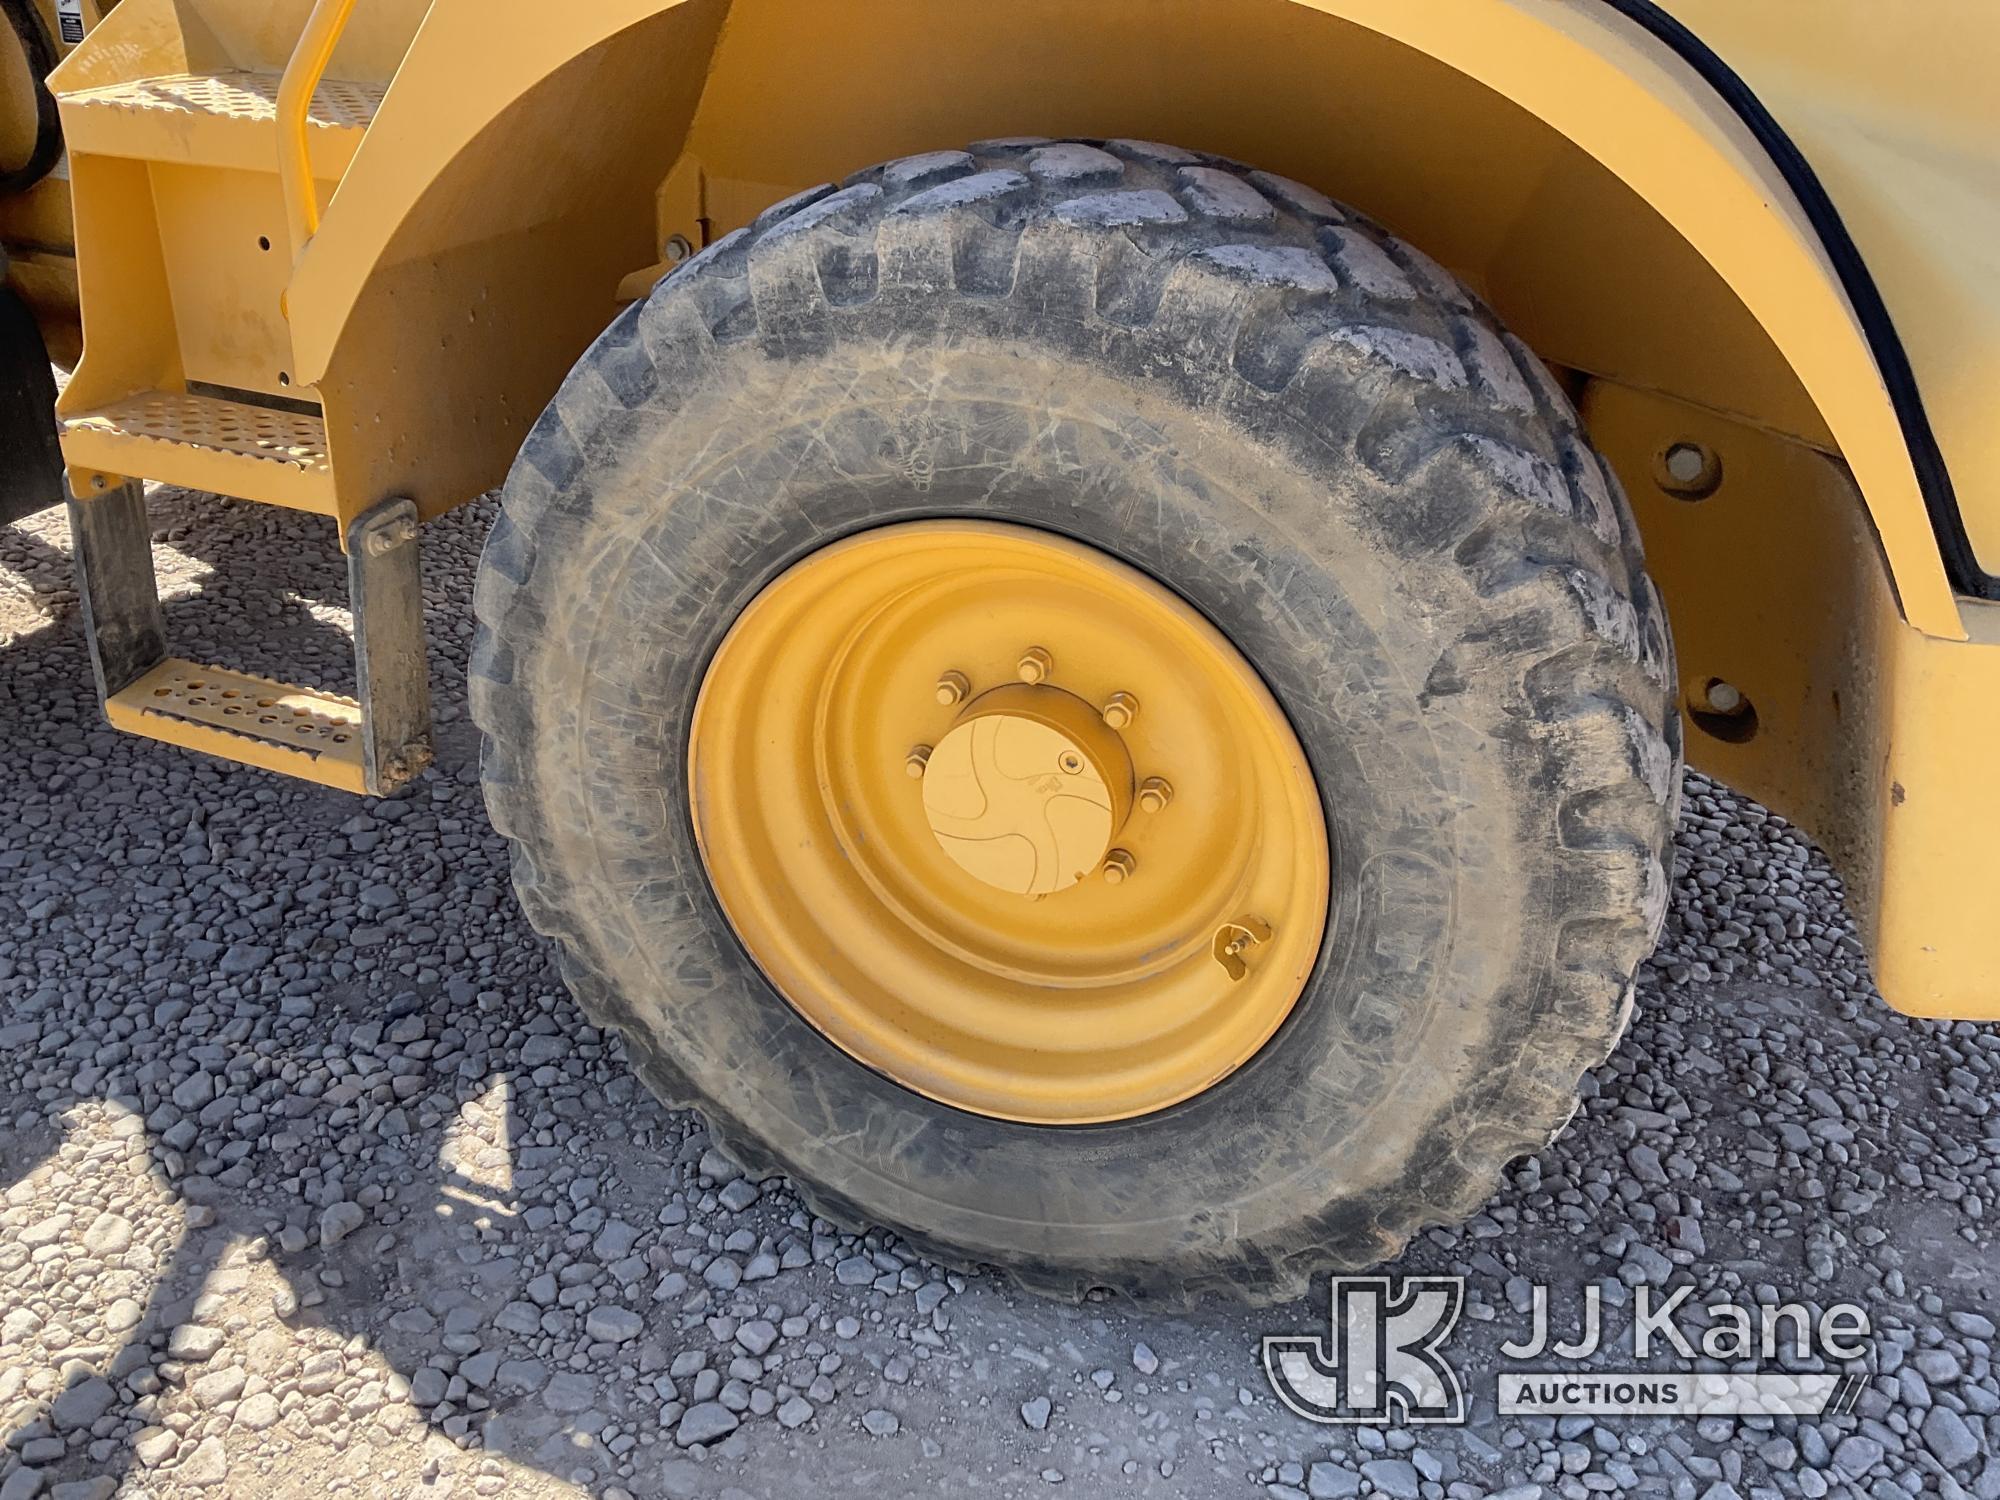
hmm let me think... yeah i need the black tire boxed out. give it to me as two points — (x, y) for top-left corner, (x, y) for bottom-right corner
(0, 276), (63, 528)
(472, 138), (1682, 1303)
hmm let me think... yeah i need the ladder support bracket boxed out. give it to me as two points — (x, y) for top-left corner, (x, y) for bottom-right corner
(69, 481), (434, 797)
(348, 496), (434, 794)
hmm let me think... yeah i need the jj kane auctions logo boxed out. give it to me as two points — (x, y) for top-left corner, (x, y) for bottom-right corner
(1264, 1276), (1871, 1424)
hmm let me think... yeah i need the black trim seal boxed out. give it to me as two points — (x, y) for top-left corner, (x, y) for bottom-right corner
(1596, 0), (1999, 601)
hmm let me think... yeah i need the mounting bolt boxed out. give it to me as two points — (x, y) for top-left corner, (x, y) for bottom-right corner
(1704, 680), (1745, 714)
(1101, 692), (1139, 730)
(362, 515), (419, 556)
(904, 744), (932, 779)
(1659, 440), (1722, 500)
(1017, 647), (1054, 685)
(1137, 776), (1174, 813)
(1101, 849), (1136, 885)
(663, 233), (695, 264)
(89, 474), (107, 492)
(934, 670), (970, 707)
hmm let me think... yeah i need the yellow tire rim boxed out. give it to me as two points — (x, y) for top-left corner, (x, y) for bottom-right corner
(688, 521), (1330, 1124)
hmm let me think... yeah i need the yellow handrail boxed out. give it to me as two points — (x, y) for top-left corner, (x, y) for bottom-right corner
(277, 0), (359, 266)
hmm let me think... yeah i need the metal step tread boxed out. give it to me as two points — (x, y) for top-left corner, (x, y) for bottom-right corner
(62, 391), (333, 513)
(65, 70), (385, 131)
(107, 659), (366, 794)
(59, 70), (384, 172)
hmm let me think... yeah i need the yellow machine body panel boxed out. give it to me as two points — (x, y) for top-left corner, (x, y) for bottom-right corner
(22, 0), (2000, 1016)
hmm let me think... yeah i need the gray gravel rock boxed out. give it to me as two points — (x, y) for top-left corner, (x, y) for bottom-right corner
(1922, 1405), (1981, 1469)
(676, 1402), (739, 1447)
(317, 1201), (365, 1246)
(49, 1379), (115, 1432)
(584, 1306), (642, 1344)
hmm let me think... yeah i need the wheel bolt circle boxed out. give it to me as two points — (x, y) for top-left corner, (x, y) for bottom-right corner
(1137, 776), (1174, 813)
(935, 670), (970, 706)
(1102, 691), (1139, 730)
(1017, 647), (1054, 684)
(904, 744), (932, 779)
(1101, 848), (1136, 885)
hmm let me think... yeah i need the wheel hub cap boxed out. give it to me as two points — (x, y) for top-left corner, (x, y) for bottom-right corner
(920, 684), (1133, 897)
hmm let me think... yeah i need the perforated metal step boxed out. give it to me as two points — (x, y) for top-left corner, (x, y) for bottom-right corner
(72, 484), (432, 797)
(60, 70), (384, 172)
(63, 391), (334, 514)
(107, 660), (369, 793)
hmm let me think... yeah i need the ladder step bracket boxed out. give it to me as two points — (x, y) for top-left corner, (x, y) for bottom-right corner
(68, 481), (432, 797)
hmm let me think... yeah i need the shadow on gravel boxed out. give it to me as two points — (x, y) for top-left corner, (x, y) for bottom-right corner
(1, 492), (639, 1494)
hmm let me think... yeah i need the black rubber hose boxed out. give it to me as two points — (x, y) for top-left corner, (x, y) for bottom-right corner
(1, 0), (63, 197)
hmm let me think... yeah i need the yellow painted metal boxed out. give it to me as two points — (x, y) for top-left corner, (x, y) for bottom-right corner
(59, 72), (380, 176)
(689, 522), (1330, 1124)
(1588, 378), (2000, 1018)
(1656, 2), (2000, 577)
(62, 389), (333, 513)
(276, 0), (357, 262)
(0, 0), (81, 356)
(106, 658), (367, 794)
(43, 0), (423, 508)
(283, 0), (727, 526)
(919, 683), (1136, 897)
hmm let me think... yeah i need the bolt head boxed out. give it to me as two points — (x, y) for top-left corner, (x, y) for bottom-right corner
(934, 670), (969, 707)
(1102, 692), (1139, 730)
(1137, 776), (1174, 813)
(904, 745), (932, 779)
(1017, 647), (1054, 685)
(1705, 680), (1744, 714)
(1665, 444), (1706, 483)
(1660, 441), (1722, 500)
(1101, 849), (1136, 885)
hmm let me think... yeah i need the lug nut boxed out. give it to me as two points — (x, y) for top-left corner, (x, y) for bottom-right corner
(1101, 849), (1136, 885)
(1137, 776), (1174, 813)
(904, 744), (932, 779)
(934, 670), (970, 707)
(1101, 692), (1139, 730)
(1017, 647), (1054, 685)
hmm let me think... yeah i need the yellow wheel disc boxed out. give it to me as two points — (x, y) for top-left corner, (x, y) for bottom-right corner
(688, 522), (1330, 1124)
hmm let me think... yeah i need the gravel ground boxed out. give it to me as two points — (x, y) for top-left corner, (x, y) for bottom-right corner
(1, 488), (1996, 1500)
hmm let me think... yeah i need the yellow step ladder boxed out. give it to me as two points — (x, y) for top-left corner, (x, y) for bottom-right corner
(50, 0), (433, 794)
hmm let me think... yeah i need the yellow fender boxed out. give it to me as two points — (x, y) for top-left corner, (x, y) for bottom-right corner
(289, 0), (1969, 633)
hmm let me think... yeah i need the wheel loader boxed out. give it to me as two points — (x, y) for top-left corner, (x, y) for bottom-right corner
(3, 0), (1997, 1302)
